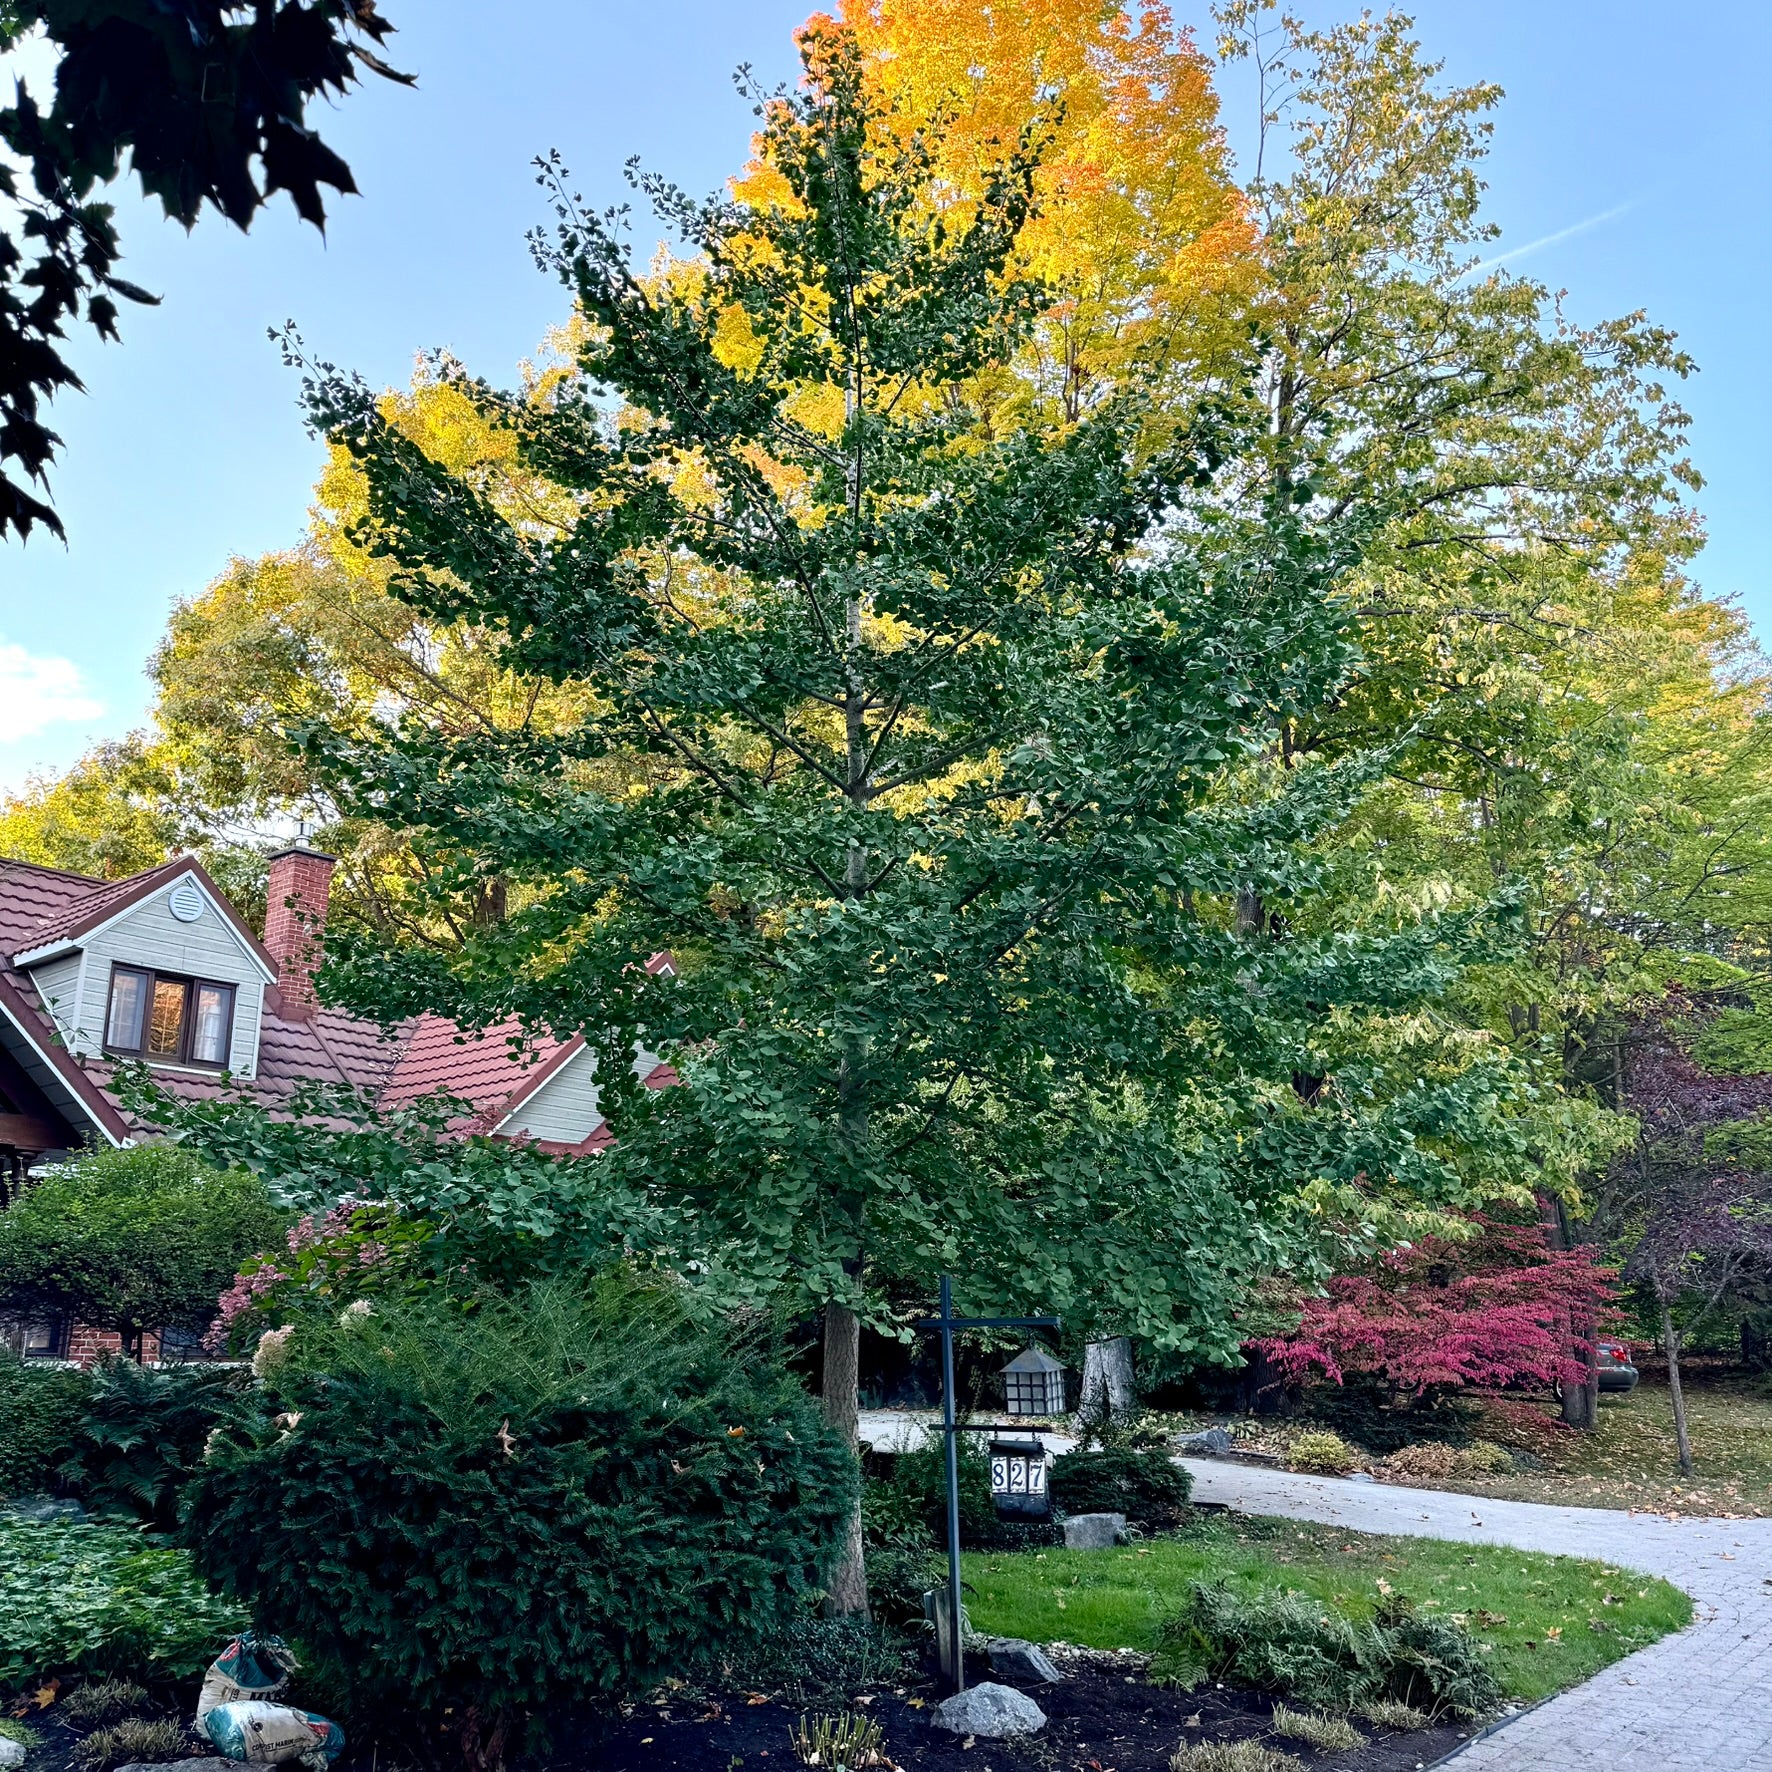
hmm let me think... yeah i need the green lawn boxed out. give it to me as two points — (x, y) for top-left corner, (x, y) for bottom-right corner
(963, 1513), (1690, 1703)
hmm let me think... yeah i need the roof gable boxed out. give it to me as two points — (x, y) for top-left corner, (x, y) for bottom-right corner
(9, 856), (276, 979)
(0, 852), (671, 1156)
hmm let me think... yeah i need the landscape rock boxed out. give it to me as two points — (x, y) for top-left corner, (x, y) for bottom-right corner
(0, 1739), (26, 1767)
(1347, 1471), (1377, 1483)
(3, 1494), (86, 1523)
(986, 1637), (1064, 1683)
(112, 1762), (236, 1772)
(930, 1682), (1047, 1738)
(1177, 1427), (1233, 1455)
(1063, 1511), (1127, 1549)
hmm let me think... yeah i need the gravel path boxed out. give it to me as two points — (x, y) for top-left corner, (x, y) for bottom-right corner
(1183, 1460), (1772, 1770)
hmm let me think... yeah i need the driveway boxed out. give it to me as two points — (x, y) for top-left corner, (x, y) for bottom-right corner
(1185, 1460), (1772, 1770)
(857, 1413), (1772, 1767)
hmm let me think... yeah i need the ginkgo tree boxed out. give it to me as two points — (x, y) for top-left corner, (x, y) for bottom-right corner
(189, 20), (1576, 1614)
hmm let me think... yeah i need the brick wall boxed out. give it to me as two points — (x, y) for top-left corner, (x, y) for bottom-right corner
(64, 1323), (162, 1366)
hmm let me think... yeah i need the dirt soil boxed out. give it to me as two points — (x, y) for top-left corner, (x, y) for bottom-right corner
(548, 1659), (1473, 1772)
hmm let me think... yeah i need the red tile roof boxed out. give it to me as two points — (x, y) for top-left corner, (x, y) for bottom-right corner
(7, 854), (277, 975)
(380, 1014), (579, 1129)
(0, 858), (112, 957)
(0, 861), (139, 1144)
(0, 855), (635, 1151)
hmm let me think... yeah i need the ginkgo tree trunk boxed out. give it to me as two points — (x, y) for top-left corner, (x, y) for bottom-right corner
(285, 22), (1553, 1615)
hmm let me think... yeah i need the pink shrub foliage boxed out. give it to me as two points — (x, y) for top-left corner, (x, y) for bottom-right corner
(1255, 1219), (1618, 1394)
(206, 1198), (405, 1352)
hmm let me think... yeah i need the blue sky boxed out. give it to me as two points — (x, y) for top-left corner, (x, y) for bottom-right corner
(0, 1), (1766, 793)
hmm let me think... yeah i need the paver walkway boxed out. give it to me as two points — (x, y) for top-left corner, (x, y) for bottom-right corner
(1184, 1460), (1772, 1770)
(856, 1413), (1772, 1767)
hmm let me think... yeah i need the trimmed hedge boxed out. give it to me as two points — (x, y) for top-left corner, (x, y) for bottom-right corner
(1049, 1444), (1193, 1526)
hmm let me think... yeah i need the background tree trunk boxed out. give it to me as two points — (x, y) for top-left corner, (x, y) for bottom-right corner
(821, 1301), (870, 1618)
(1539, 1191), (1597, 1429)
(1659, 1299), (1694, 1478)
(1079, 1336), (1136, 1431)
(1561, 1303), (1599, 1430)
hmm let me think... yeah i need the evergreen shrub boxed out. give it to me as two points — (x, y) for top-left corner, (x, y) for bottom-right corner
(1049, 1444), (1193, 1526)
(184, 1279), (853, 1748)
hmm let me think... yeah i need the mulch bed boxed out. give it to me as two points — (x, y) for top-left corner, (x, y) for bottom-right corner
(550, 1657), (1475, 1772)
(13, 1656), (1478, 1772)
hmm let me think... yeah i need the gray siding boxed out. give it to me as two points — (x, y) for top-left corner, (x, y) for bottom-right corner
(27, 954), (82, 1048)
(33, 878), (267, 1075)
(501, 1048), (604, 1144)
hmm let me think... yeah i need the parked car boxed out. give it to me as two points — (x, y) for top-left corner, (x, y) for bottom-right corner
(1596, 1339), (1639, 1393)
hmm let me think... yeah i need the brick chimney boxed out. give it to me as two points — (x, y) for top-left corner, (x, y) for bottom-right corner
(265, 844), (337, 1021)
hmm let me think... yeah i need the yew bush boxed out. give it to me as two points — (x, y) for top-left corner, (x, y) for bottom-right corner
(185, 1279), (852, 1765)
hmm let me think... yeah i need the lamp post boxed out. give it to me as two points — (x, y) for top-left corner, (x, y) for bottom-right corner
(913, 1277), (1060, 1694)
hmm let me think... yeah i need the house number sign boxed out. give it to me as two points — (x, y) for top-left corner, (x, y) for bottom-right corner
(990, 1450), (1046, 1496)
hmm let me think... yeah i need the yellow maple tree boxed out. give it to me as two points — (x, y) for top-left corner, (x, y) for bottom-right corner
(745, 2), (1254, 428)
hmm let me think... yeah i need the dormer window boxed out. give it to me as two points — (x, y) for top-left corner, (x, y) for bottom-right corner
(104, 964), (235, 1068)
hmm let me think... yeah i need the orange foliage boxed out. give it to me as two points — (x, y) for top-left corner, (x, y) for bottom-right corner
(849, 2), (1250, 405)
(775, 2), (1254, 420)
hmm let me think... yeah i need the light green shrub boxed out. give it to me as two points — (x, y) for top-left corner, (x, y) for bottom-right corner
(1455, 1439), (1514, 1475)
(1285, 1431), (1359, 1475)
(0, 1145), (283, 1354)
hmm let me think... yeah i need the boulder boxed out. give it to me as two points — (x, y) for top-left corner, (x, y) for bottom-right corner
(1177, 1427), (1232, 1455)
(986, 1637), (1064, 1683)
(114, 1762), (237, 1772)
(3, 1495), (86, 1523)
(930, 1682), (1047, 1738)
(1063, 1511), (1126, 1549)
(0, 1740), (26, 1768)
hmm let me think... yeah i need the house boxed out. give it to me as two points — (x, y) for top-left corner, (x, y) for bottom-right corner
(0, 844), (675, 1362)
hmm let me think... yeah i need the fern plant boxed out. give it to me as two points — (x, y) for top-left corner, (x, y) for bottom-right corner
(65, 1360), (241, 1531)
(1154, 1580), (1499, 1718)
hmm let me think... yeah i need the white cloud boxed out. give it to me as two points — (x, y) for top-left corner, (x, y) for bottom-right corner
(0, 640), (106, 737)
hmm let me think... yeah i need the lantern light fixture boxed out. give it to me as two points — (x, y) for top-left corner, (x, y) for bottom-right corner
(1001, 1345), (1065, 1417)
